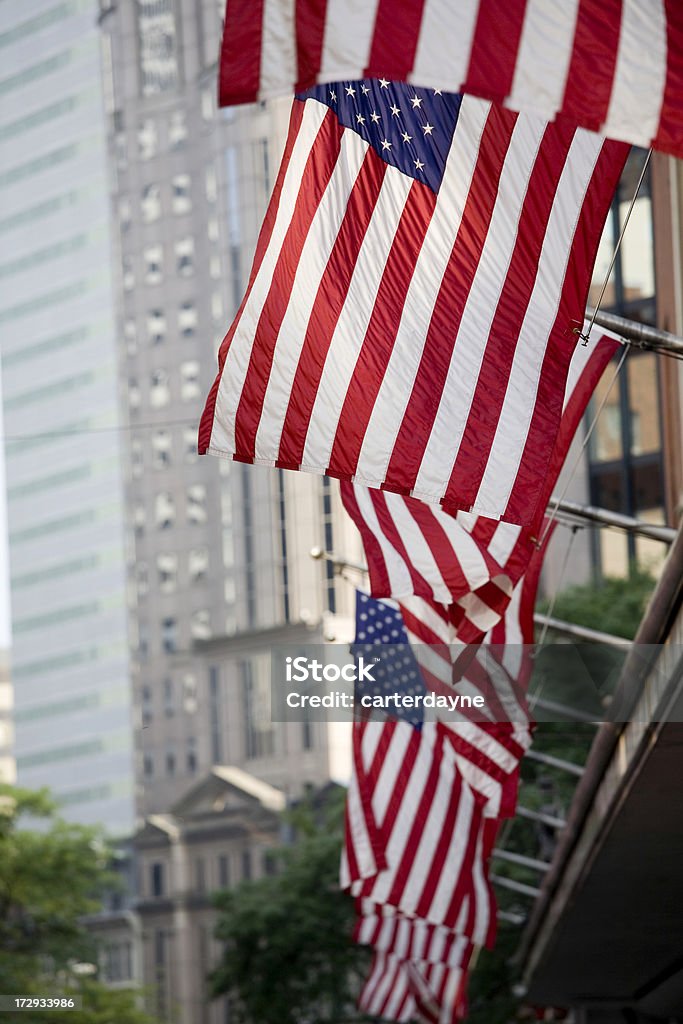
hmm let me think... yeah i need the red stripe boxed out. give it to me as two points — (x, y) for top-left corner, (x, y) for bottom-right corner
(385, 733), (444, 909)
(233, 109), (344, 459)
(463, 0), (528, 103)
(405, 501), (480, 600)
(560, 0), (623, 133)
(539, 334), (619, 514)
(442, 120), (575, 511)
(199, 99), (305, 455)
(382, 105), (517, 495)
(467, 516), (499, 550)
(366, 491), (435, 599)
(340, 483), (393, 596)
(218, 0), (263, 106)
(653, 0), (683, 155)
(277, 150), (387, 468)
(506, 138), (628, 528)
(364, 0), (426, 80)
(414, 771), (470, 920)
(443, 805), (482, 929)
(294, 0), (327, 91)
(327, 179), (437, 478)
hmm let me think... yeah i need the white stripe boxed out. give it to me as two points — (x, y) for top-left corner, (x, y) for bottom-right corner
(354, 490), (415, 600)
(433, 509), (493, 591)
(473, 129), (604, 516)
(425, 779), (475, 920)
(383, 493), (451, 602)
(409, 0), (481, 92)
(353, 95), (490, 487)
(488, 522), (522, 566)
(301, 167), (413, 470)
(507, 0), (580, 119)
(372, 726), (413, 827)
(259, 0), (297, 98)
(319, 0), (380, 82)
(602, 0), (668, 146)
(254, 127), (369, 460)
(412, 113), (546, 501)
(209, 100), (328, 455)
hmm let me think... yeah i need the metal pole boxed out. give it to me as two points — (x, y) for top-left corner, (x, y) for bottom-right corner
(552, 497), (677, 543)
(530, 696), (600, 725)
(497, 910), (526, 926)
(533, 613), (631, 650)
(586, 306), (683, 357)
(490, 874), (541, 898)
(524, 749), (584, 778)
(516, 806), (567, 830)
(492, 848), (552, 872)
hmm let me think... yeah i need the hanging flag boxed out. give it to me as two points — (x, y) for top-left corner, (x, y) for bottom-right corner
(199, 82), (626, 526)
(358, 950), (470, 1024)
(341, 326), (621, 627)
(217, 0), (683, 159)
(354, 903), (474, 968)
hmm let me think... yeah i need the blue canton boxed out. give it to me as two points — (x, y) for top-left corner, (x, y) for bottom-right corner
(353, 591), (425, 728)
(297, 78), (462, 194)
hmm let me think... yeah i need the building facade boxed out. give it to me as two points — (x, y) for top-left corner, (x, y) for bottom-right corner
(0, 0), (135, 833)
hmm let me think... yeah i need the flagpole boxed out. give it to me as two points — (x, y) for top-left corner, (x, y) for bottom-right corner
(585, 306), (683, 358)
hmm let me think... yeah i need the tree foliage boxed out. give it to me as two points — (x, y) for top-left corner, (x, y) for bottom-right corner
(210, 788), (371, 1024)
(0, 784), (157, 1024)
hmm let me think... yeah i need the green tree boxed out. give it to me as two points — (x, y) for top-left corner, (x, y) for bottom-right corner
(210, 788), (371, 1024)
(0, 783), (157, 1024)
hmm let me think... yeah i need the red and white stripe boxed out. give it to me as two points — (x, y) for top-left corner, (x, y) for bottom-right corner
(218, 0), (683, 159)
(354, 903), (474, 969)
(342, 720), (483, 928)
(200, 93), (626, 527)
(341, 326), (621, 634)
(358, 951), (470, 1024)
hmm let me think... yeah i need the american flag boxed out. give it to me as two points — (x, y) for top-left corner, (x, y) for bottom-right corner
(358, 950), (469, 1024)
(199, 81), (626, 526)
(341, 327), (621, 640)
(218, 0), (683, 159)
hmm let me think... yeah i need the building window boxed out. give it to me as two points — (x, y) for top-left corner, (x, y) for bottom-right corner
(169, 110), (187, 148)
(163, 677), (174, 717)
(128, 378), (141, 411)
(133, 504), (146, 538)
(146, 309), (166, 345)
(150, 369), (170, 408)
(191, 609), (211, 641)
(184, 426), (198, 462)
(141, 183), (161, 222)
(155, 492), (174, 529)
(195, 855), (205, 891)
(162, 618), (177, 654)
(165, 747), (176, 776)
(122, 256), (134, 291)
(175, 236), (194, 276)
(151, 862), (165, 897)
(124, 319), (138, 355)
(180, 360), (200, 401)
(144, 244), (163, 285)
(188, 547), (209, 583)
(321, 477), (336, 613)
(172, 173), (191, 214)
(131, 439), (143, 478)
(152, 430), (171, 468)
(242, 659), (274, 759)
(178, 301), (197, 337)
(138, 119), (158, 160)
(209, 665), (223, 762)
(187, 484), (207, 524)
(241, 849), (252, 881)
(137, 0), (178, 97)
(183, 674), (197, 714)
(218, 854), (230, 888)
(136, 560), (149, 597)
(143, 753), (154, 777)
(142, 685), (153, 726)
(263, 851), (278, 876)
(157, 552), (177, 593)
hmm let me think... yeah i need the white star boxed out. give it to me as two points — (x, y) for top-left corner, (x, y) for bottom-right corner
(345, 85), (356, 97)
(401, 130), (412, 143)
(379, 78), (390, 89)
(414, 158), (424, 170)
(433, 88), (442, 96)
(356, 113), (366, 126)
(361, 83), (370, 95)
(390, 103), (400, 117)
(410, 95), (422, 108)
(329, 89), (336, 102)
(381, 138), (392, 151)
(422, 122), (434, 135)
(370, 110), (381, 124)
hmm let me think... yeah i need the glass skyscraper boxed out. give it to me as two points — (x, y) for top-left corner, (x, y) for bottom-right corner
(0, 0), (135, 833)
